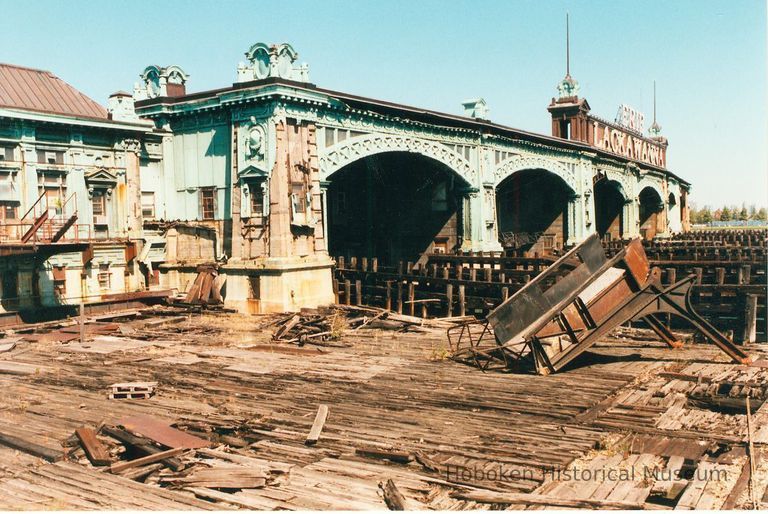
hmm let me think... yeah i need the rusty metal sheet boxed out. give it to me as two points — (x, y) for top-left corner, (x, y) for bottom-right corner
(117, 415), (210, 449)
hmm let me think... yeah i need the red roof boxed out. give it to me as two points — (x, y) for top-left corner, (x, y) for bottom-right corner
(0, 63), (107, 119)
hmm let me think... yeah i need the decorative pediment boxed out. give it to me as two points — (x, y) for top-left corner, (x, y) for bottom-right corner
(239, 165), (268, 180)
(85, 168), (118, 188)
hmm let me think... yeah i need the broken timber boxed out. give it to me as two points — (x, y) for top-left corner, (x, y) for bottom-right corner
(305, 404), (329, 446)
(448, 234), (753, 374)
(75, 427), (111, 466)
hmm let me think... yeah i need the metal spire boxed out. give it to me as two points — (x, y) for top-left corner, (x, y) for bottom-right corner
(650, 80), (662, 136)
(566, 13), (570, 77)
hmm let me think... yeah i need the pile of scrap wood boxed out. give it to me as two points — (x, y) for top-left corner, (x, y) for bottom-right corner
(182, 265), (225, 305)
(269, 305), (476, 346)
(66, 414), (291, 497)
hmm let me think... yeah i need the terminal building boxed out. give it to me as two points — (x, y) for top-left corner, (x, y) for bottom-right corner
(0, 43), (690, 314)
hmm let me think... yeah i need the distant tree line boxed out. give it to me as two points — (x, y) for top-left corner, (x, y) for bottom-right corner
(689, 203), (768, 224)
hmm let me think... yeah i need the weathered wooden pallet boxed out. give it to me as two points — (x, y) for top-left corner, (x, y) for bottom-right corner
(108, 381), (157, 400)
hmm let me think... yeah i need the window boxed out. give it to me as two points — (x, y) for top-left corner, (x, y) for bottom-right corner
(431, 182), (448, 212)
(0, 146), (13, 161)
(291, 183), (306, 214)
(249, 187), (264, 221)
(36, 150), (64, 165)
(141, 192), (156, 219)
(52, 266), (66, 297)
(200, 188), (215, 220)
(97, 264), (111, 289)
(333, 191), (347, 217)
(38, 172), (66, 216)
(0, 203), (17, 220)
(91, 194), (105, 216)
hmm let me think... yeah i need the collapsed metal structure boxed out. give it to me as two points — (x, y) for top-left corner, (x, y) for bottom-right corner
(447, 234), (753, 374)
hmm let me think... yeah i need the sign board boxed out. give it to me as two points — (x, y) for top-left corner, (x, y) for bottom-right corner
(614, 104), (645, 133)
(592, 120), (666, 169)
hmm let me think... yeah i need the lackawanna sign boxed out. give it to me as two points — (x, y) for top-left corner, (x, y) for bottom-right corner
(591, 118), (666, 169)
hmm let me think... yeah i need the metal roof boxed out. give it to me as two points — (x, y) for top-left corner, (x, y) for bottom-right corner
(0, 63), (107, 120)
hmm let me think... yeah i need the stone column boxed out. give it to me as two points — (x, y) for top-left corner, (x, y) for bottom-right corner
(268, 119), (291, 258)
(122, 138), (143, 239)
(481, 185), (502, 252)
(567, 193), (579, 245)
(229, 124), (243, 260)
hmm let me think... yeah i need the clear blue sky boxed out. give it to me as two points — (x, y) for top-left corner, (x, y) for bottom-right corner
(2, 0), (765, 208)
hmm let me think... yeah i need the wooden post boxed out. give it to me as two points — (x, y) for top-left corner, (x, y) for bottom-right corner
(693, 267), (703, 284)
(371, 257), (378, 273)
(344, 280), (351, 306)
(469, 268), (477, 282)
(355, 280), (362, 306)
(742, 294), (758, 344)
(456, 264), (463, 281)
(406, 261), (413, 274)
(337, 256), (345, 269)
(421, 302), (428, 319)
(446, 284), (453, 317)
(350, 256), (358, 270)
(442, 267), (449, 280)
(396, 281), (403, 314)
(79, 302), (85, 344)
(407, 282), (415, 317)
(361, 257), (368, 272)
(499, 272), (506, 284)
(332, 278), (339, 304)
(716, 267), (725, 285)
(740, 264), (751, 285)
(385, 281), (392, 311)
(665, 268), (676, 285)
(458, 285), (466, 317)
(484, 268), (492, 282)
(398, 261), (404, 276)
(502, 287), (509, 302)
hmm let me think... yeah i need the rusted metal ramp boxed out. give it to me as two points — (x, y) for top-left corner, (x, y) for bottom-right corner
(447, 234), (752, 375)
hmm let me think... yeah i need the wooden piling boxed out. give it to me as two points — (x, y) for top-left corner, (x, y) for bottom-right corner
(385, 282), (392, 311)
(371, 257), (378, 273)
(446, 284), (453, 317)
(407, 282), (415, 317)
(344, 280), (351, 306)
(742, 294), (758, 344)
(458, 285), (466, 317)
(396, 281), (403, 314)
(355, 280), (362, 306)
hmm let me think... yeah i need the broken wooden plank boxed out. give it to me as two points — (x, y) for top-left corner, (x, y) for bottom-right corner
(0, 341), (17, 353)
(450, 489), (653, 509)
(162, 466), (267, 489)
(379, 479), (407, 510)
(117, 415), (210, 449)
(74, 427), (111, 466)
(0, 431), (63, 462)
(305, 404), (329, 446)
(102, 426), (184, 471)
(119, 462), (164, 481)
(110, 447), (185, 474)
(355, 446), (413, 464)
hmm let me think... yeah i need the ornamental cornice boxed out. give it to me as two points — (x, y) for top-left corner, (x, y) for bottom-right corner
(318, 132), (474, 182)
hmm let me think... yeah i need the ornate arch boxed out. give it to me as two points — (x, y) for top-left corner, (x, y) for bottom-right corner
(637, 177), (665, 204)
(494, 155), (577, 192)
(318, 133), (474, 183)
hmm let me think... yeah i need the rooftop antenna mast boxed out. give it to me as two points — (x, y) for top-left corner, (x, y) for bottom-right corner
(650, 80), (662, 136)
(566, 12), (570, 77)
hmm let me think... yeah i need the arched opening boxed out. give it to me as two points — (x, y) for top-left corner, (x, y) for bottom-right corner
(594, 179), (625, 241)
(496, 168), (573, 253)
(638, 187), (664, 240)
(326, 152), (468, 264)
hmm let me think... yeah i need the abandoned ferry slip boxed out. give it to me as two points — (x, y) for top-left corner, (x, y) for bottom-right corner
(0, 42), (688, 315)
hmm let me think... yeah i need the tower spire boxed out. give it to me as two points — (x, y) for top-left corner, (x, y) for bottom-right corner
(649, 80), (662, 136)
(556, 13), (579, 99)
(566, 12), (570, 77)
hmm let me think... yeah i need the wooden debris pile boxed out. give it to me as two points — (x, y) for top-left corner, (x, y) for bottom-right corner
(181, 264), (225, 305)
(269, 304), (476, 347)
(66, 414), (292, 501)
